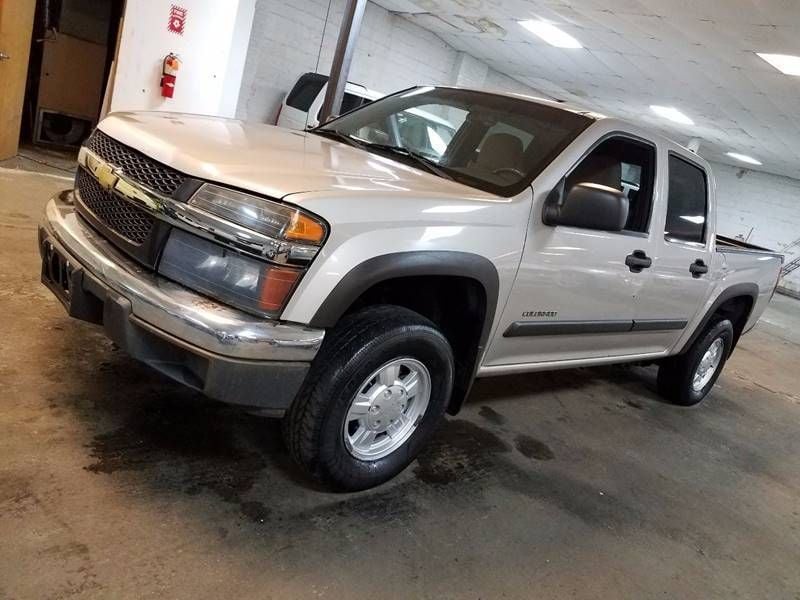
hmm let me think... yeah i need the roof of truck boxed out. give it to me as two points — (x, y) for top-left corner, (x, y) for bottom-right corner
(428, 85), (705, 163)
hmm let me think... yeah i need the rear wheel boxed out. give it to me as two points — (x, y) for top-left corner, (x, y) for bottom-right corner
(283, 305), (454, 491)
(657, 319), (733, 406)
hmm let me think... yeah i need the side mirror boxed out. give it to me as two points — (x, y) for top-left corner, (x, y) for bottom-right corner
(542, 182), (629, 231)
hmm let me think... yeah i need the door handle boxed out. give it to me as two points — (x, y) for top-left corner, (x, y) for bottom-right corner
(625, 250), (652, 273)
(690, 259), (709, 278)
(0, 52), (11, 61)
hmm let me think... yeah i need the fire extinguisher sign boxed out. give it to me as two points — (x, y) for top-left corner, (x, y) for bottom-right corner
(168, 5), (187, 35)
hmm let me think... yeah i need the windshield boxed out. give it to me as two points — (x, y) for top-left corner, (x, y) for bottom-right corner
(312, 86), (593, 196)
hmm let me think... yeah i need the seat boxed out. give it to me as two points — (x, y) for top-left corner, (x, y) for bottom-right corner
(475, 133), (524, 173)
(625, 188), (640, 230)
(566, 153), (622, 191)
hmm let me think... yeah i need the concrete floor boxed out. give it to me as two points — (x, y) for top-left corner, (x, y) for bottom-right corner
(0, 144), (78, 178)
(2, 168), (800, 600)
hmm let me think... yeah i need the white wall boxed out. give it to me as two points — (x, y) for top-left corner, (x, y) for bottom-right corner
(451, 52), (488, 89)
(236, 0), (545, 123)
(111, 0), (255, 117)
(711, 161), (800, 292)
(237, 0), (452, 122)
(220, 1), (258, 118)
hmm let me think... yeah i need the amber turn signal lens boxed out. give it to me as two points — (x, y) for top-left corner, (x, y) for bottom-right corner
(259, 266), (301, 312)
(285, 212), (325, 244)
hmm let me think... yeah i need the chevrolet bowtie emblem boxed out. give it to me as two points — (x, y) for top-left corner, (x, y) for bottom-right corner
(94, 162), (119, 192)
(77, 145), (160, 211)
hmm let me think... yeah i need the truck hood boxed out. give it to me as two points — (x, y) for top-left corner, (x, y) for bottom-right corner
(98, 111), (496, 203)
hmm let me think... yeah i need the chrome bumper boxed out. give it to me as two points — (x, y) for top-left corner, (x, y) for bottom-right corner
(40, 191), (324, 362)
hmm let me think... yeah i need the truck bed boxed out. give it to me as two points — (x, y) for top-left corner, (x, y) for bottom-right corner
(716, 235), (778, 255)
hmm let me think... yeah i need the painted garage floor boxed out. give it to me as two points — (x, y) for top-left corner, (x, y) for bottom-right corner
(2, 169), (799, 599)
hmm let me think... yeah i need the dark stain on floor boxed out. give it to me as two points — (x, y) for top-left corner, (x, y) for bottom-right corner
(76, 387), (746, 547)
(514, 434), (555, 461)
(414, 419), (510, 486)
(47, 356), (781, 569)
(478, 405), (507, 426)
(85, 394), (273, 522)
(625, 399), (644, 410)
(412, 421), (634, 532)
(496, 464), (633, 529)
(293, 482), (423, 529)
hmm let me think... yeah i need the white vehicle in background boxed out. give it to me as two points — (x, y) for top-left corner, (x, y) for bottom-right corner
(355, 106), (457, 162)
(275, 74), (457, 159)
(276, 72), (383, 130)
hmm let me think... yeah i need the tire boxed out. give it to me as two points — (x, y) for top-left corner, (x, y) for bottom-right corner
(657, 319), (734, 406)
(283, 305), (454, 491)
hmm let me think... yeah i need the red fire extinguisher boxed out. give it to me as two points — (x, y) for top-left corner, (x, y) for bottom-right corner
(160, 53), (182, 98)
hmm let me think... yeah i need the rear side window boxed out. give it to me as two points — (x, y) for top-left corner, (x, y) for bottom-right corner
(341, 92), (365, 115)
(666, 156), (708, 244)
(286, 73), (328, 111)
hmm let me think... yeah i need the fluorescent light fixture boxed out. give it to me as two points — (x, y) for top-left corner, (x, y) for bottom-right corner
(726, 152), (762, 166)
(649, 105), (694, 126)
(519, 20), (582, 49)
(756, 53), (800, 76)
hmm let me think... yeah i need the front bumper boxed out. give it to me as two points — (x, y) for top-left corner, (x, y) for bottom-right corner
(39, 191), (325, 413)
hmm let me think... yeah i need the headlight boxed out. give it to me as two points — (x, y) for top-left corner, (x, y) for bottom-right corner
(188, 184), (326, 247)
(159, 229), (301, 317)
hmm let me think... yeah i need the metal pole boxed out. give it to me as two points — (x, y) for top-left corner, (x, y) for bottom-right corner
(318, 0), (367, 124)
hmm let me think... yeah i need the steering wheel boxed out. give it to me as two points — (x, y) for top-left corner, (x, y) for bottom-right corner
(492, 167), (524, 177)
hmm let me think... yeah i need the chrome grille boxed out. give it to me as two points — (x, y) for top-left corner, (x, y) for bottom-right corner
(76, 168), (155, 245)
(85, 130), (186, 196)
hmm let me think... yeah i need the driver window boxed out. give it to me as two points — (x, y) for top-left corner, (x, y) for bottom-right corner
(565, 137), (656, 233)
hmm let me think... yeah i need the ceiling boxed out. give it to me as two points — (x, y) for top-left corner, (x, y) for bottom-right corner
(371, 0), (800, 180)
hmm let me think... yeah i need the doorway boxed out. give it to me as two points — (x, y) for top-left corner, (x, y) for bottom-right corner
(0, 0), (124, 166)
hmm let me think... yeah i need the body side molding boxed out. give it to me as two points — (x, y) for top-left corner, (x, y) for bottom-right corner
(504, 318), (688, 337)
(504, 320), (632, 337)
(631, 319), (688, 332)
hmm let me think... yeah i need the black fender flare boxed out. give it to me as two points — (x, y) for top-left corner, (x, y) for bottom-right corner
(310, 251), (499, 342)
(309, 251), (500, 413)
(678, 283), (759, 355)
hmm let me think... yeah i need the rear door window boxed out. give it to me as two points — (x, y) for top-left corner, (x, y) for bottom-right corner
(341, 93), (365, 115)
(665, 155), (708, 244)
(286, 73), (328, 111)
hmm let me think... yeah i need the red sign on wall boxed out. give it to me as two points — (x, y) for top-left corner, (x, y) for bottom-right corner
(168, 5), (187, 35)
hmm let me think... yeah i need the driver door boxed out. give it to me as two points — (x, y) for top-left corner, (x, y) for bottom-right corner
(483, 134), (660, 369)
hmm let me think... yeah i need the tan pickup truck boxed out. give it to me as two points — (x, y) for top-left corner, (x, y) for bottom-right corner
(39, 86), (783, 490)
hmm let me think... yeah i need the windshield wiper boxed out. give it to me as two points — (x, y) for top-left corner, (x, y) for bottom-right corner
(313, 130), (454, 181)
(362, 142), (454, 181)
(312, 128), (365, 149)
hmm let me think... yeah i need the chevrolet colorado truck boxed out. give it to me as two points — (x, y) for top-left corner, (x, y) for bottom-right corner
(39, 86), (783, 491)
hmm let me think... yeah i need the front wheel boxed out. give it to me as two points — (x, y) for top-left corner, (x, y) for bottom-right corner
(657, 319), (734, 406)
(283, 305), (454, 491)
